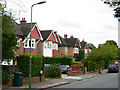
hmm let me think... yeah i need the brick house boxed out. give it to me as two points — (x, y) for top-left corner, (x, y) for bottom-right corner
(14, 18), (43, 57)
(58, 34), (81, 61)
(80, 39), (91, 59)
(40, 30), (61, 57)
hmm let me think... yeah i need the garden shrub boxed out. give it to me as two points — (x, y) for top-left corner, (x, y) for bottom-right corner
(82, 60), (97, 72)
(2, 65), (11, 85)
(45, 57), (73, 66)
(18, 54), (44, 77)
(48, 64), (61, 78)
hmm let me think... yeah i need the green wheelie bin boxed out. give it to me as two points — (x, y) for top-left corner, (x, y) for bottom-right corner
(13, 72), (23, 87)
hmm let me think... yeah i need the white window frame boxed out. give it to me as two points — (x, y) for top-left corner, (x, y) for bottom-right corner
(16, 39), (20, 47)
(24, 38), (36, 49)
(65, 47), (67, 52)
(85, 49), (88, 54)
(74, 47), (79, 53)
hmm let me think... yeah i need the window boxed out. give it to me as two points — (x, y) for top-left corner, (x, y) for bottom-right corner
(24, 40), (27, 48)
(17, 39), (20, 47)
(85, 49), (87, 54)
(24, 38), (36, 48)
(47, 42), (49, 48)
(65, 47), (67, 52)
(74, 48), (79, 53)
(31, 39), (35, 48)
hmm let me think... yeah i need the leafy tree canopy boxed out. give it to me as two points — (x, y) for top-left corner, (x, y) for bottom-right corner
(102, 0), (120, 18)
(2, 12), (17, 61)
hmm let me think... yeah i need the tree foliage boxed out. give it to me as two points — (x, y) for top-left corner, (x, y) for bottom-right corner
(75, 50), (85, 61)
(88, 40), (118, 73)
(2, 13), (17, 61)
(103, 0), (120, 18)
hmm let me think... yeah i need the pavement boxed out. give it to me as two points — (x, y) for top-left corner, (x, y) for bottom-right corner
(3, 69), (108, 89)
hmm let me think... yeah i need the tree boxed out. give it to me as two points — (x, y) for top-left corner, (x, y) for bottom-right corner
(105, 40), (118, 48)
(88, 41), (118, 74)
(75, 50), (85, 61)
(102, 0), (120, 18)
(2, 12), (17, 63)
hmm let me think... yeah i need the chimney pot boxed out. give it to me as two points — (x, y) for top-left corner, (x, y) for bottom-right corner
(64, 34), (67, 39)
(20, 18), (27, 24)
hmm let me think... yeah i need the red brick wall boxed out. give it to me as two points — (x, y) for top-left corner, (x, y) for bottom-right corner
(52, 50), (58, 56)
(70, 66), (80, 71)
(24, 48), (36, 54)
(15, 39), (24, 57)
(48, 33), (56, 42)
(36, 41), (43, 55)
(31, 26), (41, 39)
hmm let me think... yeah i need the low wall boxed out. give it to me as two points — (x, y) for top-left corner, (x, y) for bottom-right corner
(67, 67), (82, 76)
(3, 75), (45, 87)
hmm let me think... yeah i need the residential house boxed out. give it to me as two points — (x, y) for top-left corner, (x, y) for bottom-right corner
(58, 34), (81, 61)
(80, 39), (90, 59)
(40, 30), (61, 57)
(14, 18), (43, 57)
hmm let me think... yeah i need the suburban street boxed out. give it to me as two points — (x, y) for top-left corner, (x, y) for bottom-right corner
(53, 73), (118, 88)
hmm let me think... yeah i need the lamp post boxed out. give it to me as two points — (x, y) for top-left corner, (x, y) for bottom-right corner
(29, 1), (46, 88)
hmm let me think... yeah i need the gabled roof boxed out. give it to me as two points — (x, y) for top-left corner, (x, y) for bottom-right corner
(18, 23), (36, 37)
(14, 24), (23, 36)
(14, 23), (36, 37)
(40, 30), (53, 41)
(58, 36), (67, 46)
(80, 41), (87, 49)
(64, 38), (78, 47)
(59, 36), (80, 48)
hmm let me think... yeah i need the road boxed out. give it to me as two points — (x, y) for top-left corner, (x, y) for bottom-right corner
(54, 73), (118, 88)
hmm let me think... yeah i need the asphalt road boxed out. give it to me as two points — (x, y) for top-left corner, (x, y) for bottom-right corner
(54, 73), (118, 88)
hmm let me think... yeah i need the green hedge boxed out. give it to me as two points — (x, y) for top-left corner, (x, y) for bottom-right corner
(18, 54), (44, 77)
(2, 65), (11, 85)
(45, 57), (73, 66)
(82, 60), (97, 72)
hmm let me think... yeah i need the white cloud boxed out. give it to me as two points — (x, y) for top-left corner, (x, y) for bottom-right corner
(6, 0), (118, 47)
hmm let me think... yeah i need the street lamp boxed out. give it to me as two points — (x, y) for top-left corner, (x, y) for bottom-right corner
(29, 1), (46, 88)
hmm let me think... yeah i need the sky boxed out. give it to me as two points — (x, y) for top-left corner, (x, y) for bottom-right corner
(6, 0), (118, 47)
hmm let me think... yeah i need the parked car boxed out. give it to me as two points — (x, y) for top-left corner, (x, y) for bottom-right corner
(60, 65), (70, 74)
(108, 64), (119, 73)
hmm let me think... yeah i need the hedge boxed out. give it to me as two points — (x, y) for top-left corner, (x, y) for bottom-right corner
(82, 60), (97, 72)
(2, 65), (11, 85)
(45, 57), (73, 66)
(18, 54), (44, 77)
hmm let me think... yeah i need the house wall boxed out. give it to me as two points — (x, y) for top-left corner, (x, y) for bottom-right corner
(52, 50), (58, 56)
(43, 41), (52, 57)
(31, 26), (41, 39)
(58, 46), (68, 56)
(15, 39), (24, 56)
(68, 47), (74, 57)
(36, 41), (43, 55)
(24, 49), (36, 54)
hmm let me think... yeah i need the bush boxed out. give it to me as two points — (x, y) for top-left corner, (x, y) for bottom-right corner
(18, 54), (44, 77)
(2, 66), (11, 85)
(48, 64), (61, 78)
(45, 57), (73, 66)
(82, 60), (97, 72)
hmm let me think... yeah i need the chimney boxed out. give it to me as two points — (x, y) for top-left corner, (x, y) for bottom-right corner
(82, 39), (84, 42)
(70, 35), (73, 38)
(20, 18), (27, 24)
(64, 34), (67, 39)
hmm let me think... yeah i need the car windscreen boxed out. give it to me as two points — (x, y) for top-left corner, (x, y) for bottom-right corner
(109, 64), (117, 68)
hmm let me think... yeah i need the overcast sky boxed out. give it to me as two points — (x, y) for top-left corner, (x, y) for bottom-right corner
(6, 0), (118, 47)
